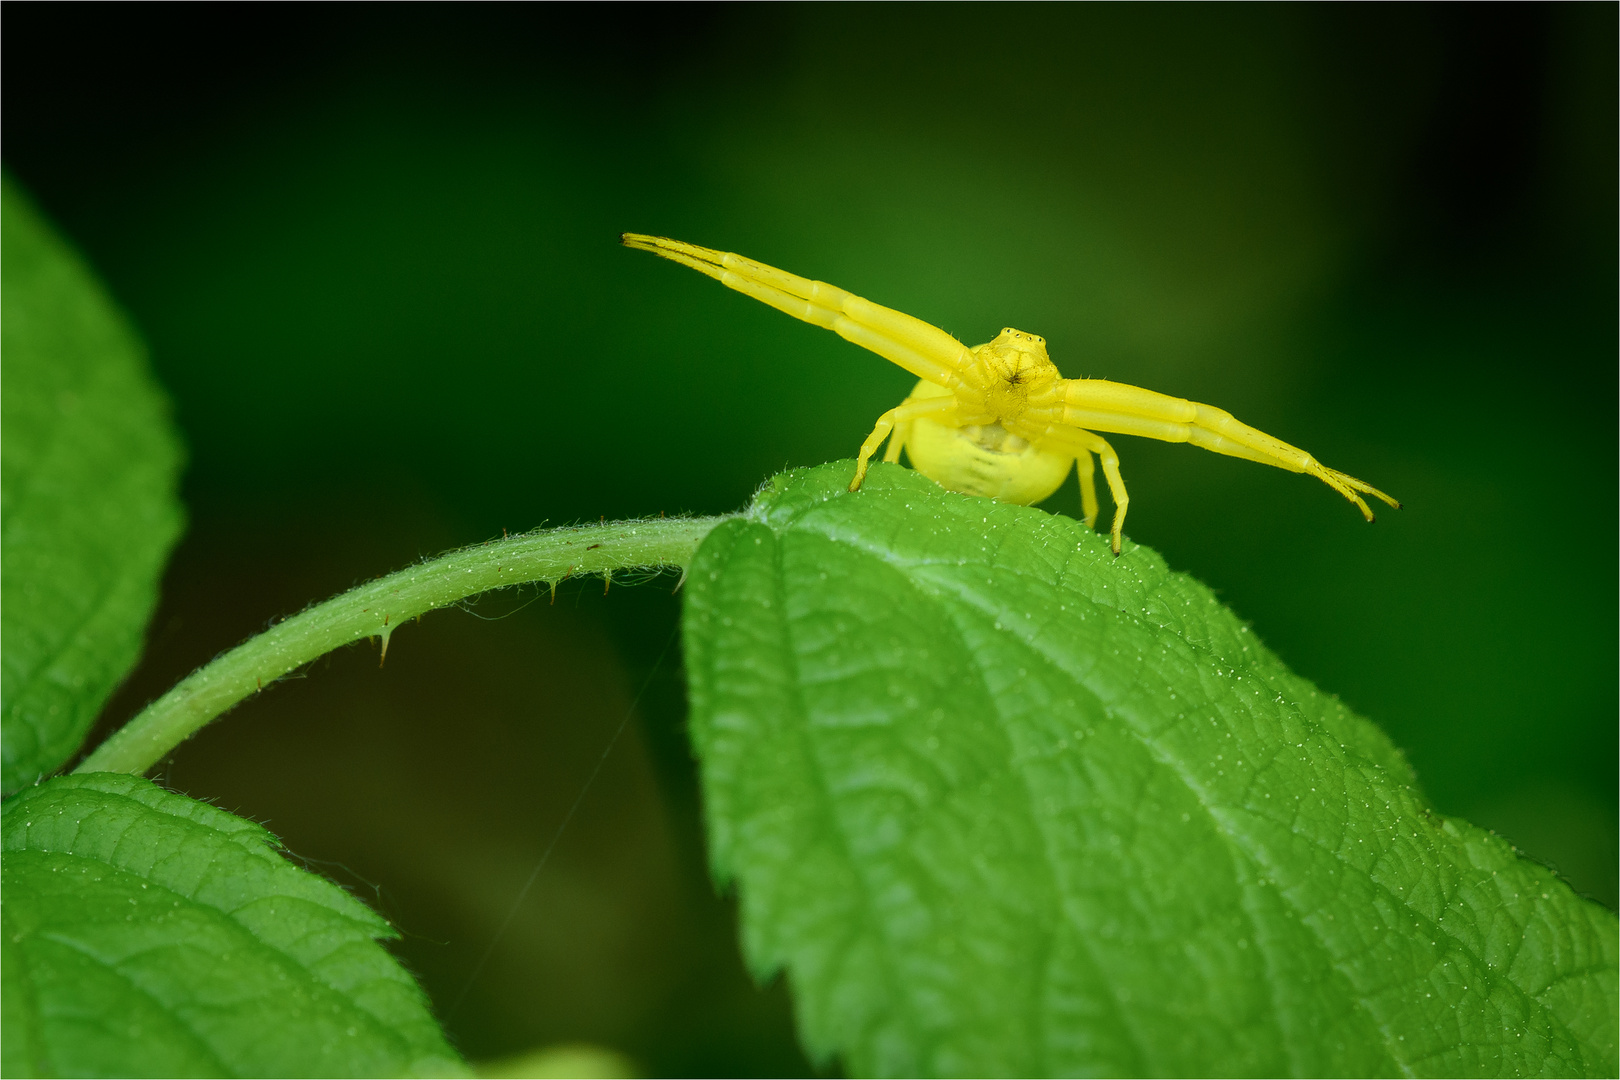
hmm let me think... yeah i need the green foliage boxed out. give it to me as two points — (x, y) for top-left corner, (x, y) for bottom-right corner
(2, 158), (1611, 1078)
(1, 773), (466, 1078)
(0, 189), (465, 1078)
(1, 178), (185, 793)
(683, 462), (1620, 1077)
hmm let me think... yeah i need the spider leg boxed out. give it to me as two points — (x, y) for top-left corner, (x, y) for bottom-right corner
(622, 234), (978, 391)
(1316, 466), (1401, 515)
(1081, 433), (1128, 555)
(1050, 380), (1399, 522)
(850, 395), (960, 492)
(1186, 420), (1398, 520)
(884, 417), (911, 464)
(884, 384), (939, 465)
(1036, 426), (1127, 554)
(1075, 450), (1099, 529)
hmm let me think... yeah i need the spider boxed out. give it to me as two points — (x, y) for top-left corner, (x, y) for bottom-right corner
(622, 233), (1399, 554)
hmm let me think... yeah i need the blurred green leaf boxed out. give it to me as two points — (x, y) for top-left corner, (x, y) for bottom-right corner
(683, 462), (1619, 1077)
(1, 178), (185, 793)
(0, 773), (465, 1078)
(475, 1043), (638, 1079)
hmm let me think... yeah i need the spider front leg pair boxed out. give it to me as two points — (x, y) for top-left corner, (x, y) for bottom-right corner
(622, 233), (1400, 555)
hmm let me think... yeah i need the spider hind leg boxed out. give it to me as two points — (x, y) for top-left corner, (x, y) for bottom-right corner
(1076, 451), (1099, 529)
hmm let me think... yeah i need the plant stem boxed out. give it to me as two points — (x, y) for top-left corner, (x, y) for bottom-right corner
(76, 515), (734, 777)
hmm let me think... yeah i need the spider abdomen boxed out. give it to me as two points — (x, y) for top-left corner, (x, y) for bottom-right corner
(900, 379), (1073, 504)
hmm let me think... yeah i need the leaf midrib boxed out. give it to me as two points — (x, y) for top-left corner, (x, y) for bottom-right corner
(941, 566), (1143, 1078)
(784, 503), (1483, 1072)
(904, 547), (1303, 1075)
(913, 543), (1582, 1076)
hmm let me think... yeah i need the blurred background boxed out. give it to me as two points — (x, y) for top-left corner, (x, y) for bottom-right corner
(6, 5), (1614, 1074)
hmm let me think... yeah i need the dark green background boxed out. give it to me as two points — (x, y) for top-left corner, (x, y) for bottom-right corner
(6, 6), (1614, 1074)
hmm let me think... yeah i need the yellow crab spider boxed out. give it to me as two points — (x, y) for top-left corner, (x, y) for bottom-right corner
(622, 233), (1399, 554)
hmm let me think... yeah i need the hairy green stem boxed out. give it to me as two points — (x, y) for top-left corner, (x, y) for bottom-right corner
(77, 515), (733, 777)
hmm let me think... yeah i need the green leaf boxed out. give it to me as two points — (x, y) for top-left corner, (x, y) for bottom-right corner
(1, 773), (466, 1078)
(1, 177), (185, 793)
(683, 461), (1619, 1078)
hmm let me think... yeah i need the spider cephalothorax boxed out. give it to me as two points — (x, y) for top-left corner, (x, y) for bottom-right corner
(622, 233), (1399, 553)
(963, 328), (1062, 422)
